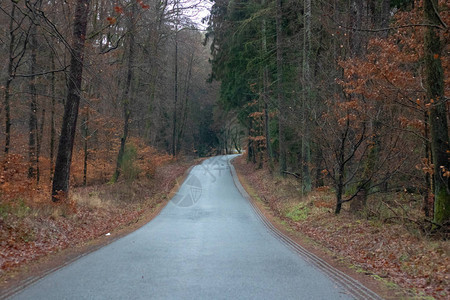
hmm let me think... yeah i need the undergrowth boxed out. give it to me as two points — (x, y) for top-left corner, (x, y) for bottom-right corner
(233, 155), (449, 300)
(0, 146), (192, 280)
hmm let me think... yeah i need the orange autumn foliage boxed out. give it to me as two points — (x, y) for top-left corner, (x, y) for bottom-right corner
(0, 155), (36, 202)
(339, 0), (449, 107)
(336, 0), (449, 184)
(0, 136), (174, 205)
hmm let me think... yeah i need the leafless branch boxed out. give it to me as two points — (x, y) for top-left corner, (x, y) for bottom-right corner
(282, 171), (301, 179)
(347, 23), (445, 32)
(14, 65), (69, 78)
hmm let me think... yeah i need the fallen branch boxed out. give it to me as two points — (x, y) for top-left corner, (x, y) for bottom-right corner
(383, 215), (421, 226)
(282, 171), (301, 179)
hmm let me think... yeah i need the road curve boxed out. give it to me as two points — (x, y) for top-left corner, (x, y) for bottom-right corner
(7, 155), (381, 300)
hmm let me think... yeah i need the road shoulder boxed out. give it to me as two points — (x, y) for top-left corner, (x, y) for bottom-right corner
(0, 159), (198, 299)
(230, 156), (408, 300)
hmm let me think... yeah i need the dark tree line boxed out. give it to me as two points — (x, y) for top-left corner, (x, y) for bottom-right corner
(205, 0), (449, 226)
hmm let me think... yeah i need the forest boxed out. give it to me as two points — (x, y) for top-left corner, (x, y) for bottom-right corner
(0, 0), (226, 282)
(205, 0), (449, 296)
(0, 0), (449, 298)
(206, 0), (449, 225)
(0, 0), (225, 196)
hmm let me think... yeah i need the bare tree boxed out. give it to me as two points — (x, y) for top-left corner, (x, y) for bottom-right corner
(112, 0), (137, 183)
(52, 0), (91, 201)
(2, 1), (30, 154)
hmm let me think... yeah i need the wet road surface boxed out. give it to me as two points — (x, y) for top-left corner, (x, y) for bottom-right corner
(8, 155), (380, 299)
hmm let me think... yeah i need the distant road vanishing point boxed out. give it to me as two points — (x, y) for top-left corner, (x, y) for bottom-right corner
(7, 155), (382, 300)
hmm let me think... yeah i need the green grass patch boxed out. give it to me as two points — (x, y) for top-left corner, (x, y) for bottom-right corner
(285, 202), (310, 222)
(0, 199), (30, 219)
(371, 274), (398, 289)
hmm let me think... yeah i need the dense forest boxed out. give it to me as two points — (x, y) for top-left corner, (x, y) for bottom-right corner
(0, 0), (448, 231)
(0, 0), (449, 297)
(1, 0), (447, 222)
(0, 0), (226, 199)
(205, 0), (449, 227)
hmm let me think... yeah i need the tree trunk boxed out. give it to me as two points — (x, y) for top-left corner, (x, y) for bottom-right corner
(314, 147), (324, 188)
(335, 117), (350, 214)
(36, 105), (45, 184)
(350, 0), (364, 57)
(145, 0), (166, 144)
(52, 0), (91, 201)
(424, 0), (449, 226)
(248, 118), (255, 162)
(276, 0), (286, 175)
(301, 0), (312, 193)
(172, 35), (178, 156)
(50, 53), (56, 180)
(335, 179), (344, 214)
(4, 78), (12, 154)
(336, 130), (346, 215)
(171, 1), (180, 157)
(261, 0), (272, 163)
(112, 2), (136, 183)
(176, 51), (194, 154)
(28, 22), (38, 179)
(352, 116), (380, 212)
(4, 3), (17, 154)
(380, 0), (390, 38)
(423, 111), (433, 217)
(83, 107), (89, 186)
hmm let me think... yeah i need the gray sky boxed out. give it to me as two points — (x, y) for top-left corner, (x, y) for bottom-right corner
(185, 0), (212, 30)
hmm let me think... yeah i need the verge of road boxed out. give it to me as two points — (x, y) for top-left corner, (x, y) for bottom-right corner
(0, 162), (198, 300)
(228, 156), (387, 300)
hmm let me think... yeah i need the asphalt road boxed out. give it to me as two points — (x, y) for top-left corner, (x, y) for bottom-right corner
(9, 155), (380, 300)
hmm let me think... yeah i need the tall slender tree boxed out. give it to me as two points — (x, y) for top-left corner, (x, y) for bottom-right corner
(172, 0), (180, 156)
(276, 0), (286, 175)
(52, 0), (91, 201)
(28, 8), (39, 179)
(301, 0), (312, 193)
(423, 0), (449, 226)
(3, 2), (29, 154)
(112, 0), (137, 183)
(261, 0), (272, 164)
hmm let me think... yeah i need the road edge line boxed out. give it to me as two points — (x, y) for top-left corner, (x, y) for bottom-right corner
(227, 156), (383, 300)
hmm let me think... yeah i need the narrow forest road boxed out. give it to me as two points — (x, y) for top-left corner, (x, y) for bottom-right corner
(7, 155), (381, 300)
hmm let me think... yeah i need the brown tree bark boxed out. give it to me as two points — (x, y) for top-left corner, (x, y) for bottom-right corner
(301, 0), (312, 193)
(50, 52), (56, 181)
(176, 51), (194, 154)
(423, 0), (449, 226)
(423, 112), (433, 217)
(276, 0), (286, 176)
(83, 106), (89, 186)
(4, 3), (18, 154)
(172, 25), (179, 156)
(261, 0), (272, 164)
(36, 104), (45, 183)
(28, 22), (38, 179)
(52, 0), (91, 201)
(112, 1), (136, 182)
